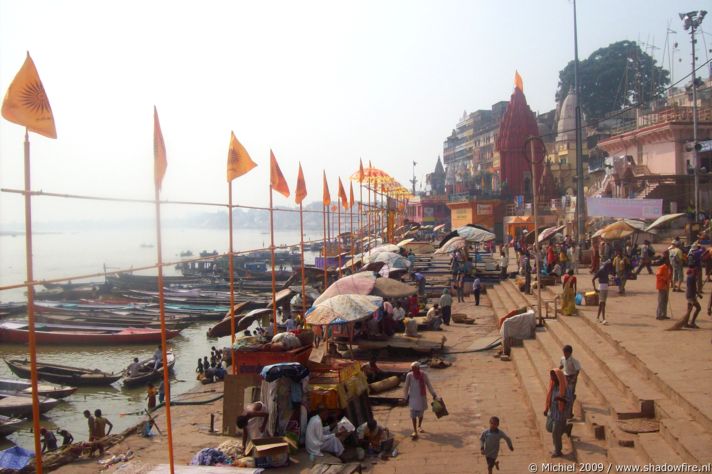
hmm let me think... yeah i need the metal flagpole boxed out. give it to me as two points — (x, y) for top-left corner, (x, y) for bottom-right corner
(367, 183), (372, 255)
(350, 183), (355, 272)
(269, 185), (278, 335)
(299, 201), (307, 317)
(154, 173), (175, 474)
(359, 180), (363, 253)
(227, 182), (237, 374)
(322, 200), (328, 289)
(22, 129), (44, 473)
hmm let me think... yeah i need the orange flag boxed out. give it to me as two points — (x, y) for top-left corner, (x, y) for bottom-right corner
(295, 162), (307, 204)
(349, 181), (355, 208)
(338, 178), (348, 210)
(2, 52), (56, 139)
(153, 107), (167, 191)
(358, 158), (365, 183)
(322, 171), (331, 205)
(270, 150), (290, 198)
(227, 131), (257, 182)
(514, 70), (524, 92)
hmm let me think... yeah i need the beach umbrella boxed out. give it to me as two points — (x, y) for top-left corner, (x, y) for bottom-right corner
(435, 236), (467, 254)
(368, 244), (401, 255)
(600, 220), (639, 241)
(457, 225), (495, 242)
(538, 225), (566, 243)
(236, 308), (273, 331)
(306, 294), (383, 326)
(438, 230), (460, 248)
(313, 273), (377, 306)
(368, 251), (411, 269)
(645, 213), (685, 233)
(433, 224), (446, 232)
(371, 278), (416, 298)
(397, 238), (415, 247)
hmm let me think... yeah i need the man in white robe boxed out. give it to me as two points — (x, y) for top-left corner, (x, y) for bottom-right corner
(305, 406), (344, 458)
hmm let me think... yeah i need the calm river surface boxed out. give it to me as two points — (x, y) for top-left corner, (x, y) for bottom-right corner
(0, 226), (316, 450)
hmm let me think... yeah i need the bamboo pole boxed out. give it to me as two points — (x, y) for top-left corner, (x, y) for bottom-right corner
(22, 130), (43, 473)
(299, 201), (307, 317)
(227, 183), (237, 372)
(269, 186), (278, 335)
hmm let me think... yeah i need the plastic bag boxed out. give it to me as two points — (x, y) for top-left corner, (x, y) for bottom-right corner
(431, 398), (449, 418)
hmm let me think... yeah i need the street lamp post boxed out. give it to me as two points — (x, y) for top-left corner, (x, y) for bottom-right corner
(680, 10), (707, 222)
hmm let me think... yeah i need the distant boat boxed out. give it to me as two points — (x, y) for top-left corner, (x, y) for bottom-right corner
(122, 351), (175, 388)
(0, 321), (181, 345)
(0, 377), (77, 399)
(0, 415), (23, 437)
(5, 359), (122, 387)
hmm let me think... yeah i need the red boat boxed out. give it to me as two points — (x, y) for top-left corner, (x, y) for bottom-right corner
(0, 321), (181, 345)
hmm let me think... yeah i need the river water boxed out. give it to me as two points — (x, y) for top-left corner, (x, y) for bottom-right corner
(0, 226), (318, 450)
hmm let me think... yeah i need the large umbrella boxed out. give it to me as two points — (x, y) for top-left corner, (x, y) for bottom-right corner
(306, 294), (383, 326)
(237, 308), (273, 332)
(368, 244), (401, 256)
(313, 273), (377, 306)
(538, 225), (566, 243)
(435, 236), (467, 254)
(433, 224), (446, 232)
(600, 220), (639, 241)
(371, 278), (416, 298)
(368, 251), (411, 269)
(457, 225), (495, 243)
(645, 213), (685, 233)
(397, 238), (415, 247)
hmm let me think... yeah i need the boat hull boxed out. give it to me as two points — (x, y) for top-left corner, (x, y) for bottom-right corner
(0, 322), (180, 345)
(5, 359), (122, 387)
(122, 353), (176, 388)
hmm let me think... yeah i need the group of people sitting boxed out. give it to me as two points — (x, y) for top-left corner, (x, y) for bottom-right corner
(362, 294), (421, 339)
(196, 346), (227, 383)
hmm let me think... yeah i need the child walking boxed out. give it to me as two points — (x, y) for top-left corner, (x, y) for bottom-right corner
(480, 416), (514, 473)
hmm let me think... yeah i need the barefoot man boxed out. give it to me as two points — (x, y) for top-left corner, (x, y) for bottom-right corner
(402, 362), (439, 439)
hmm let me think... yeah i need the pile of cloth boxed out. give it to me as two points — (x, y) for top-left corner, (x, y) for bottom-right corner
(190, 448), (230, 466)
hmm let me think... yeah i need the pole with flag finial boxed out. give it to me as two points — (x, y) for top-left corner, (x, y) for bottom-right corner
(153, 107), (175, 473)
(225, 131), (257, 369)
(295, 163), (308, 317)
(349, 180), (355, 271)
(269, 151), (290, 335)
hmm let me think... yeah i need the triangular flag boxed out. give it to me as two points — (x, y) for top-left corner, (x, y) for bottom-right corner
(322, 171), (331, 206)
(358, 158), (365, 183)
(227, 131), (257, 182)
(338, 178), (349, 210)
(295, 162), (307, 204)
(270, 150), (290, 198)
(349, 181), (355, 208)
(2, 52), (57, 139)
(154, 107), (167, 191)
(514, 70), (524, 92)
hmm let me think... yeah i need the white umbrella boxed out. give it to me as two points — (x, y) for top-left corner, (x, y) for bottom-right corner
(435, 236), (467, 254)
(306, 294), (383, 326)
(456, 226), (495, 242)
(645, 213), (686, 232)
(368, 251), (411, 269)
(397, 238), (415, 247)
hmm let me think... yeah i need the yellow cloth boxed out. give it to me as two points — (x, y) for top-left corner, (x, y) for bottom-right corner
(2, 53), (56, 138)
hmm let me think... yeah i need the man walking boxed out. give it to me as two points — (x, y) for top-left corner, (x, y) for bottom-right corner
(669, 242), (684, 292)
(402, 362), (439, 439)
(592, 261), (612, 325)
(635, 240), (654, 275)
(612, 249), (630, 295)
(655, 257), (672, 320)
(544, 369), (572, 458)
(472, 277), (482, 306)
(439, 289), (452, 326)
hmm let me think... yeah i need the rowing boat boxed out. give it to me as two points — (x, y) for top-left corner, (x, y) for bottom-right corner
(0, 377), (77, 399)
(5, 359), (122, 386)
(0, 321), (181, 345)
(122, 351), (175, 388)
(0, 391), (60, 418)
(0, 415), (23, 436)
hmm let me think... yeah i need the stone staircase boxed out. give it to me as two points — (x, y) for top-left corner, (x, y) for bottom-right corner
(488, 279), (712, 465)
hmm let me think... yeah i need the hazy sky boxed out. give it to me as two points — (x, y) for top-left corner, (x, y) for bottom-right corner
(1, 0), (709, 225)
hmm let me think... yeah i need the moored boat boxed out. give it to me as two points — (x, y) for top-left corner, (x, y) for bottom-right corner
(0, 415), (24, 436)
(5, 359), (122, 386)
(122, 351), (175, 388)
(0, 391), (60, 418)
(0, 321), (181, 345)
(0, 377), (77, 399)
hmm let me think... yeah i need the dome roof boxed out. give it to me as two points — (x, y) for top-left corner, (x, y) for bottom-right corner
(556, 87), (577, 143)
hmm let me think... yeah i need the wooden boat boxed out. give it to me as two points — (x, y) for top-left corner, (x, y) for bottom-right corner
(0, 377), (77, 399)
(5, 359), (122, 386)
(0, 321), (181, 345)
(0, 415), (23, 436)
(0, 302), (26, 318)
(122, 351), (175, 388)
(36, 313), (192, 331)
(0, 391), (60, 417)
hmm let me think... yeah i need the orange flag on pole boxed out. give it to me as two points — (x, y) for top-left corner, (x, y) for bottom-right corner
(358, 158), (365, 183)
(295, 162), (307, 204)
(270, 150), (290, 198)
(338, 177), (348, 210)
(227, 131), (257, 181)
(514, 70), (524, 92)
(2, 52), (56, 139)
(153, 107), (167, 191)
(349, 181), (355, 208)
(322, 171), (331, 205)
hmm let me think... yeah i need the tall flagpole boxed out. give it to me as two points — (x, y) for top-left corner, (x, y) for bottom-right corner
(299, 201), (307, 317)
(337, 191), (342, 278)
(359, 181), (363, 254)
(154, 174), (175, 474)
(269, 185), (278, 335)
(367, 182), (372, 255)
(350, 186), (354, 272)
(228, 183), (237, 368)
(22, 129), (43, 473)
(322, 200), (328, 289)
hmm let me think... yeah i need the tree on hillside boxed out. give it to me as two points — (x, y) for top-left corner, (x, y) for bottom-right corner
(556, 40), (670, 120)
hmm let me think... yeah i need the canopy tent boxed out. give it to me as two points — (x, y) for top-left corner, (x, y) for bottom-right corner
(305, 294), (383, 326)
